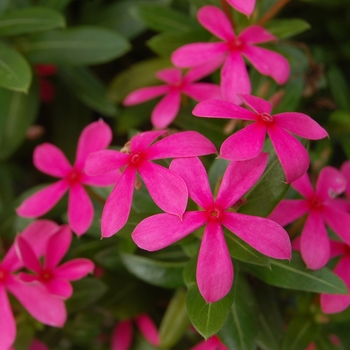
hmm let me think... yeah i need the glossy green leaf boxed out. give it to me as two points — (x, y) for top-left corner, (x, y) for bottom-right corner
(57, 66), (118, 117)
(121, 253), (186, 288)
(245, 253), (348, 294)
(327, 65), (350, 113)
(219, 272), (258, 350)
(281, 315), (320, 350)
(159, 289), (191, 348)
(0, 82), (38, 160)
(132, 4), (199, 32)
(0, 6), (65, 37)
(0, 42), (31, 92)
(265, 19), (311, 39)
(20, 26), (130, 65)
(38, 0), (72, 11)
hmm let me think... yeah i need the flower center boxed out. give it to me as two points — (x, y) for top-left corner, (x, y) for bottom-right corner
(67, 169), (82, 186)
(309, 196), (323, 210)
(259, 112), (274, 123)
(130, 152), (143, 166)
(0, 267), (7, 283)
(227, 38), (244, 51)
(206, 207), (223, 221)
(39, 269), (53, 282)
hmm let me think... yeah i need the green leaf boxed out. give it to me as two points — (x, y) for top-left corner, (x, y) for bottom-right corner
(245, 253), (349, 294)
(265, 19), (311, 39)
(0, 42), (31, 92)
(0, 82), (38, 160)
(20, 26), (130, 65)
(219, 272), (258, 350)
(132, 4), (199, 32)
(120, 253), (186, 288)
(0, 6), (65, 37)
(57, 66), (118, 117)
(281, 315), (320, 350)
(327, 65), (350, 113)
(0, 0), (10, 14)
(159, 289), (191, 348)
(0, 163), (14, 216)
(37, 0), (72, 11)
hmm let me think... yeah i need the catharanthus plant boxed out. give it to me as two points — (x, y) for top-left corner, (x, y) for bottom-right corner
(226, 0), (256, 16)
(132, 155), (291, 302)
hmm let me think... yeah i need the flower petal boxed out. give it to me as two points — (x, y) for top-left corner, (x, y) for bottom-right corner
(156, 67), (182, 84)
(16, 237), (42, 274)
(197, 221), (233, 303)
(170, 157), (214, 209)
(226, 0), (256, 16)
(0, 285), (16, 350)
(123, 85), (169, 105)
(138, 161), (188, 216)
(111, 320), (133, 350)
(16, 180), (68, 218)
(46, 278), (73, 299)
(300, 210), (330, 269)
(145, 131), (217, 160)
(45, 225), (71, 269)
(220, 122), (266, 160)
(316, 166), (346, 201)
(151, 91), (181, 129)
(68, 184), (94, 236)
(55, 259), (94, 280)
(85, 150), (130, 176)
(239, 25), (276, 44)
(130, 130), (167, 153)
(268, 124), (310, 183)
(268, 199), (309, 227)
(239, 94), (272, 114)
(82, 169), (121, 187)
(183, 83), (222, 101)
(33, 143), (72, 177)
(184, 56), (224, 82)
(101, 166), (136, 237)
(75, 120), (113, 169)
(222, 212), (291, 259)
(216, 152), (268, 209)
(341, 160), (350, 198)
(242, 45), (290, 84)
(221, 51), (251, 103)
(198, 5), (235, 41)
(132, 211), (207, 251)
(28, 339), (49, 350)
(135, 314), (160, 346)
(291, 172), (314, 198)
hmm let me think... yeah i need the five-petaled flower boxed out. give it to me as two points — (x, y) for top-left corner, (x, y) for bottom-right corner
(16, 120), (120, 236)
(132, 155), (291, 303)
(193, 94), (328, 183)
(124, 66), (221, 129)
(85, 130), (217, 238)
(269, 166), (350, 269)
(172, 5), (290, 103)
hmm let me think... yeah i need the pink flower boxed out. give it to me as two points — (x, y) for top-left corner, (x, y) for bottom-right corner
(0, 221), (66, 350)
(132, 155), (291, 303)
(193, 94), (328, 183)
(226, 0), (256, 16)
(16, 120), (120, 236)
(124, 66), (221, 129)
(171, 5), (290, 102)
(269, 167), (350, 269)
(85, 130), (217, 238)
(111, 314), (159, 350)
(191, 335), (228, 350)
(16, 224), (94, 299)
(28, 339), (49, 350)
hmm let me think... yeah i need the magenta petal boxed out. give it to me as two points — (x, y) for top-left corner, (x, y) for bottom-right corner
(197, 221), (233, 303)
(239, 94), (272, 114)
(183, 83), (222, 101)
(316, 166), (347, 201)
(45, 225), (71, 269)
(16, 237), (42, 273)
(216, 153), (268, 209)
(82, 169), (121, 187)
(239, 26), (276, 44)
(151, 91), (181, 129)
(145, 131), (217, 160)
(85, 150), (129, 176)
(341, 160), (350, 198)
(7, 277), (66, 327)
(197, 6), (235, 41)
(28, 339), (49, 350)
(16, 180), (68, 218)
(138, 161), (188, 216)
(18, 273), (39, 283)
(46, 279), (73, 299)
(55, 259), (94, 280)
(75, 120), (113, 169)
(123, 85), (169, 105)
(111, 320), (133, 350)
(226, 0), (256, 16)
(220, 122), (266, 160)
(193, 99), (256, 120)
(329, 240), (347, 258)
(268, 124), (310, 183)
(184, 56), (224, 82)
(273, 112), (328, 140)
(291, 172), (314, 199)
(130, 130), (167, 153)
(221, 51), (251, 103)
(170, 157), (214, 209)
(172, 42), (227, 68)
(132, 211), (207, 251)
(268, 199), (309, 227)
(300, 210), (330, 269)
(68, 184), (94, 235)
(222, 212), (291, 259)
(33, 143), (72, 177)
(135, 314), (160, 346)
(101, 166), (136, 237)
(156, 67), (182, 84)
(0, 285), (16, 350)
(242, 45), (290, 84)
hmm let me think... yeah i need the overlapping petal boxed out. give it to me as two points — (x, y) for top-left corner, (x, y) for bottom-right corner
(315, 167), (346, 201)
(239, 25), (276, 44)
(183, 83), (221, 101)
(156, 67), (182, 84)
(55, 259), (94, 280)
(184, 56), (224, 82)
(46, 278), (73, 299)
(130, 130), (167, 153)
(226, 0), (256, 16)
(291, 172), (314, 199)
(322, 206), (350, 246)
(16, 237), (42, 274)
(82, 168), (121, 187)
(123, 85), (169, 105)
(341, 160), (350, 198)
(239, 94), (272, 114)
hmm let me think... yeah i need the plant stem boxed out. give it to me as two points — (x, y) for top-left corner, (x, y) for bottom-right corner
(257, 0), (292, 26)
